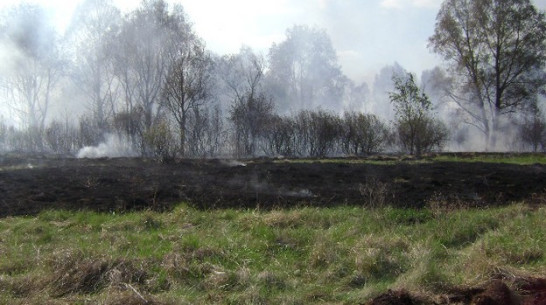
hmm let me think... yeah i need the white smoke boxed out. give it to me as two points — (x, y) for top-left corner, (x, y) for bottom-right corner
(220, 159), (247, 167)
(77, 134), (137, 158)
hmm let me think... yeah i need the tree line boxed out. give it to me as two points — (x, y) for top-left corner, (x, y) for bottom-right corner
(0, 0), (545, 158)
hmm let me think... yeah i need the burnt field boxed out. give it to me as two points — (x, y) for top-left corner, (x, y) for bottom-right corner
(0, 154), (545, 217)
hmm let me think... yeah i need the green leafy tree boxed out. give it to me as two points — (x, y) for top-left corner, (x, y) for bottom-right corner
(429, 0), (546, 149)
(390, 73), (448, 157)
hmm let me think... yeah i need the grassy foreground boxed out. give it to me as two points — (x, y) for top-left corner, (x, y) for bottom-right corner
(0, 204), (544, 304)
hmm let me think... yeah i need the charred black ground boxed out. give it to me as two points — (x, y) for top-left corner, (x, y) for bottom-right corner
(1, 154), (544, 217)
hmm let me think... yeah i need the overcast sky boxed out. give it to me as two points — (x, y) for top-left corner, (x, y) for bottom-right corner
(2, 0), (546, 84)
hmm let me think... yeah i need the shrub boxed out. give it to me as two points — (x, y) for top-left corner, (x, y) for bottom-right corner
(390, 73), (448, 156)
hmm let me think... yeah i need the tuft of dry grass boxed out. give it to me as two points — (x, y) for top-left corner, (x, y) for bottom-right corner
(48, 253), (149, 297)
(102, 289), (172, 305)
(358, 178), (392, 208)
(262, 210), (304, 228)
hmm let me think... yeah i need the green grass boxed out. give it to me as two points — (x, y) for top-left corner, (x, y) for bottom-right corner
(431, 153), (546, 165)
(273, 158), (404, 165)
(272, 152), (546, 165)
(0, 204), (544, 304)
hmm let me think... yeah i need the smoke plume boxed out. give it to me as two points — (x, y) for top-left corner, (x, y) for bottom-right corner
(76, 134), (136, 158)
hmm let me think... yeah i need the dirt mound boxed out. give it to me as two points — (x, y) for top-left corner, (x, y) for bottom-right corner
(365, 289), (418, 305)
(471, 280), (516, 305)
(0, 156), (545, 217)
(462, 278), (546, 305)
(368, 278), (546, 305)
(516, 277), (546, 305)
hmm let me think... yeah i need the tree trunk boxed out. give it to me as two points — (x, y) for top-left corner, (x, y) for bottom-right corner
(489, 109), (501, 150)
(179, 117), (186, 157)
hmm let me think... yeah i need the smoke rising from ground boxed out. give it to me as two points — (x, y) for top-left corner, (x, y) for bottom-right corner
(76, 134), (136, 158)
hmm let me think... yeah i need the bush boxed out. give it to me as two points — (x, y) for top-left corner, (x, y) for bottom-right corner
(390, 73), (448, 156)
(519, 113), (545, 152)
(143, 120), (177, 161)
(396, 116), (448, 156)
(341, 112), (388, 156)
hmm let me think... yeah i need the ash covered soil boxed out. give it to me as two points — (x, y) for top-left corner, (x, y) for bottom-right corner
(0, 154), (545, 217)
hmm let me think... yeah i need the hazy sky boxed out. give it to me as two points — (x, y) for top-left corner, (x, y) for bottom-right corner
(1, 0), (546, 84)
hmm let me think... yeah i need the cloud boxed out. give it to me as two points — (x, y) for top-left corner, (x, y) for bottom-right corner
(380, 0), (403, 9)
(412, 0), (442, 8)
(380, 0), (441, 9)
(179, 0), (300, 53)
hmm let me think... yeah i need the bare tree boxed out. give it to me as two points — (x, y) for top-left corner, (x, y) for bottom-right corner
(292, 110), (342, 157)
(161, 42), (212, 157)
(111, 0), (194, 155)
(341, 112), (388, 156)
(218, 47), (265, 104)
(207, 105), (226, 157)
(0, 118), (8, 151)
(184, 105), (225, 158)
(519, 111), (546, 152)
(262, 115), (296, 157)
(307, 110), (342, 157)
(45, 119), (77, 154)
(292, 111), (312, 157)
(67, 0), (121, 132)
(429, 0), (546, 149)
(0, 4), (64, 151)
(230, 93), (274, 157)
(121, 3), (166, 130)
(218, 47), (273, 157)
